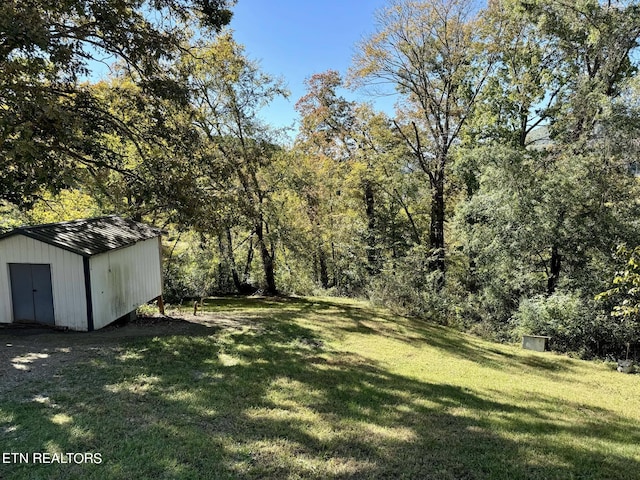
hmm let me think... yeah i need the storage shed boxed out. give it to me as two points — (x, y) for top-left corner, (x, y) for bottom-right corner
(0, 216), (163, 331)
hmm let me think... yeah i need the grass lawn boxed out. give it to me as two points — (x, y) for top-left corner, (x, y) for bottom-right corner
(1, 296), (639, 479)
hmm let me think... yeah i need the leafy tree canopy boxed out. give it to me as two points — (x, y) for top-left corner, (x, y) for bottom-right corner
(0, 0), (233, 206)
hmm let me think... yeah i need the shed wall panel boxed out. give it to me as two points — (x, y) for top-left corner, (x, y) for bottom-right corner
(0, 235), (87, 329)
(90, 238), (162, 330)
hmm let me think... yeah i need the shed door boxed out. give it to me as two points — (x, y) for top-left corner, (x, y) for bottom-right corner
(9, 264), (55, 325)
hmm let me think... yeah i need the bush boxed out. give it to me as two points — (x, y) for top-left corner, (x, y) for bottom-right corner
(596, 245), (640, 358)
(163, 260), (208, 304)
(511, 292), (608, 357)
(452, 289), (518, 342)
(275, 263), (315, 296)
(162, 246), (218, 304)
(368, 246), (457, 323)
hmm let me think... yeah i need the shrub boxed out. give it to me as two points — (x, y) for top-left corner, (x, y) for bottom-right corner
(368, 246), (457, 323)
(511, 292), (608, 357)
(596, 245), (640, 358)
(163, 248), (217, 304)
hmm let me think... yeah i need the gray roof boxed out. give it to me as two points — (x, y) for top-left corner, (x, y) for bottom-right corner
(0, 216), (162, 257)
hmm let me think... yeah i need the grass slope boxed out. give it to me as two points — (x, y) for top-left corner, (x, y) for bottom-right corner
(1, 297), (639, 479)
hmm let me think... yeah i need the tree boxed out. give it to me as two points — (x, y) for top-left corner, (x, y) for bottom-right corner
(0, 0), (232, 206)
(515, 0), (640, 294)
(186, 33), (288, 294)
(519, 0), (640, 142)
(597, 245), (640, 356)
(351, 0), (496, 282)
(449, 1), (640, 352)
(294, 71), (418, 290)
(86, 74), (209, 223)
(295, 71), (385, 280)
(467, 0), (560, 149)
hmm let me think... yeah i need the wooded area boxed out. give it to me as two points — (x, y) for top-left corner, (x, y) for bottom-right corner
(3, 0), (640, 359)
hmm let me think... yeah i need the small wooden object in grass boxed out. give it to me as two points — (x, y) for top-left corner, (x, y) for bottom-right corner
(617, 359), (635, 373)
(522, 334), (551, 352)
(157, 295), (165, 315)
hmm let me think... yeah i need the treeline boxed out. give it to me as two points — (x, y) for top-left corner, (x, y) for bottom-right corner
(3, 0), (640, 358)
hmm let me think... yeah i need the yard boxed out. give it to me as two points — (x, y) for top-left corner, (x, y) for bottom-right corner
(1, 297), (639, 479)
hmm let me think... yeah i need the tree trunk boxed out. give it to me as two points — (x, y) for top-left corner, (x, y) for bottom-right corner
(255, 220), (277, 295)
(429, 172), (446, 283)
(224, 228), (243, 293)
(318, 247), (330, 288)
(331, 240), (338, 289)
(547, 245), (562, 295)
(242, 237), (254, 284)
(364, 180), (379, 275)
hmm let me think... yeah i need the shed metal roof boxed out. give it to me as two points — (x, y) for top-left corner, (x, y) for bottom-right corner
(0, 216), (162, 257)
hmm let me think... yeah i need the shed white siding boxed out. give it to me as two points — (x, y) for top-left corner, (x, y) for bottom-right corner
(0, 235), (87, 330)
(89, 237), (162, 330)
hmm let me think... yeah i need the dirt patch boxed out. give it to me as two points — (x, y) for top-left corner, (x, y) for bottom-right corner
(0, 313), (259, 395)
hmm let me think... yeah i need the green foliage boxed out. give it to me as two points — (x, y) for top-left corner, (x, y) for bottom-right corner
(602, 246), (640, 318)
(183, 33), (288, 294)
(351, 0), (497, 278)
(4, 0), (640, 362)
(368, 245), (452, 321)
(0, 201), (26, 233)
(596, 245), (640, 351)
(25, 189), (105, 224)
(0, 0), (232, 206)
(512, 292), (599, 356)
(448, 0), (640, 352)
(162, 233), (221, 303)
(291, 70), (425, 295)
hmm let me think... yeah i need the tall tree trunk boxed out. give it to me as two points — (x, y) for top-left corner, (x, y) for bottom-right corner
(396, 119), (448, 284)
(224, 228), (243, 293)
(255, 220), (277, 294)
(331, 240), (338, 289)
(547, 245), (562, 296)
(318, 246), (330, 288)
(364, 180), (379, 275)
(429, 171), (446, 283)
(242, 237), (254, 284)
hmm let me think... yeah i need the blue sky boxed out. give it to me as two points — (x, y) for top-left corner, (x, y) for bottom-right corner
(229, 0), (396, 136)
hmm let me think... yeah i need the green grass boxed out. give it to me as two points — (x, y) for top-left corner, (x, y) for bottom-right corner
(1, 296), (640, 479)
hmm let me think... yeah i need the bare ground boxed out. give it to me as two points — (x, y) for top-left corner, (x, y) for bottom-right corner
(0, 312), (259, 395)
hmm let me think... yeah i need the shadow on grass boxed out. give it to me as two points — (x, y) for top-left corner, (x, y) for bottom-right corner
(205, 296), (575, 378)
(1, 298), (638, 479)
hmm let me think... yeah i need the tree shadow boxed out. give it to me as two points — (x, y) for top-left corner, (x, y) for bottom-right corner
(223, 296), (579, 380)
(1, 299), (639, 479)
